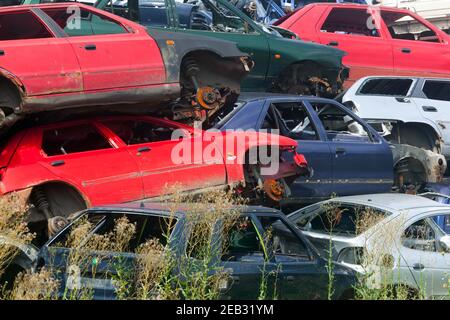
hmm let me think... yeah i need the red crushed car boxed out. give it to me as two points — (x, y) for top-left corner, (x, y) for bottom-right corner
(0, 3), (252, 130)
(0, 115), (308, 243)
(276, 3), (450, 86)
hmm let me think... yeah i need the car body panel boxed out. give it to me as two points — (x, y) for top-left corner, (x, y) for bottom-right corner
(92, 0), (347, 95)
(36, 204), (357, 299)
(287, 193), (450, 299)
(277, 4), (450, 86)
(0, 115), (304, 206)
(215, 94), (394, 202)
(342, 76), (450, 160)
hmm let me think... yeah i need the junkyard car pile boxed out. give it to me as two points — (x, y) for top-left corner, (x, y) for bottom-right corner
(0, 0), (449, 300)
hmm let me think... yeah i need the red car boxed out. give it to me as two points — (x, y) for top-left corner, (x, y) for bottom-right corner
(276, 4), (450, 86)
(0, 3), (251, 130)
(0, 115), (307, 243)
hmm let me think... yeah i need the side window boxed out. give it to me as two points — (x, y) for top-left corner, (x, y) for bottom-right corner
(263, 103), (319, 141)
(358, 78), (413, 97)
(221, 217), (265, 262)
(320, 8), (380, 37)
(382, 11), (440, 43)
(0, 10), (54, 40)
(402, 218), (437, 252)
(257, 216), (310, 261)
(42, 124), (112, 156)
(102, 120), (177, 145)
(42, 7), (128, 36)
(175, 0), (255, 34)
(51, 213), (176, 252)
(422, 81), (450, 102)
(310, 102), (372, 143)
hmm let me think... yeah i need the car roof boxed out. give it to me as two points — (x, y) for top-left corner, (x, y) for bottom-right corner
(238, 92), (335, 104)
(87, 202), (282, 218)
(2, 2), (91, 10)
(358, 75), (450, 82)
(305, 3), (417, 14)
(326, 193), (450, 213)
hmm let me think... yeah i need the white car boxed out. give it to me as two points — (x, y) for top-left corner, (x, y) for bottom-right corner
(342, 76), (450, 161)
(288, 193), (450, 299)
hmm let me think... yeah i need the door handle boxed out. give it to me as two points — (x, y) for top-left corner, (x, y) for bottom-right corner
(335, 147), (346, 155)
(231, 275), (240, 283)
(412, 263), (425, 271)
(0, 50), (4, 56)
(328, 41), (339, 47)
(286, 275), (295, 282)
(84, 44), (96, 50)
(422, 106), (437, 112)
(137, 146), (151, 153)
(51, 160), (65, 167)
(401, 48), (411, 54)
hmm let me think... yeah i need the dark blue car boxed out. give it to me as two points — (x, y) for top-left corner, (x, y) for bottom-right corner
(215, 94), (394, 203)
(36, 204), (357, 299)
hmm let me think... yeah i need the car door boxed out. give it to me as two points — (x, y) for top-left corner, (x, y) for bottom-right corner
(171, 0), (271, 91)
(0, 8), (82, 96)
(400, 214), (450, 299)
(306, 100), (393, 196)
(380, 10), (450, 78)
(40, 5), (165, 91)
(411, 79), (450, 155)
(217, 215), (278, 299)
(316, 6), (393, 83)
(37, 121), (144, 205)
(261, 100), (333, 199)
(100, 118), (226, 199)
(255, 214), (328, 299)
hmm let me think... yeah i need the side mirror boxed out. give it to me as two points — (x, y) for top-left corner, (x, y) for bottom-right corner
(438, 235), (450, 253)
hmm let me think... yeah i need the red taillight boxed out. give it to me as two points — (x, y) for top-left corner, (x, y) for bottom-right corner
(293, 153), (307, 167)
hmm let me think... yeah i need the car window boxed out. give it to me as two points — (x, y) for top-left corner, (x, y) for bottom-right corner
(42, 7), (128, 36)
(294, 203), (388, 237)
(221, 217), (265, 262)
(309, 102), (373, 143)
(50, 212), (177, 252)
(257, 216), (310, 261)
(264, 103), (319, 141)
(320, 8), (380, 37)
(102, 120), (177, 145)
(382, 11), (440, 43)
(0, 10), (54, 40)
(402, 218), (438, 252)
(422, 80), (450, 102)
(358, 78), (413, 97)
(42, 124), (112, 156)
(174, 0), (256, 33)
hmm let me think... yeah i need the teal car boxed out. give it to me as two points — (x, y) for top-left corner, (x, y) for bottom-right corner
(22, 0), (349, 97)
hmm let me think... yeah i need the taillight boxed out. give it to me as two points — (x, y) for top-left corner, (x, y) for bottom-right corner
(293, 153), (307, 167)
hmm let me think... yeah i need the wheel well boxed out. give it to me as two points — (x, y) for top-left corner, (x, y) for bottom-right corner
(273, 60), (338, 97)
(394, 156), (427, 186)
(390, 122), (441, 153)
(0, 76), (23, 114)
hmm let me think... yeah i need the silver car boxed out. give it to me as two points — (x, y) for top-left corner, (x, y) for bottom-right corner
(288, 193), (450, 299)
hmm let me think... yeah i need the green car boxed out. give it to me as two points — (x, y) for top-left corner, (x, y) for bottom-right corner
(23, 0), (348, 97)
